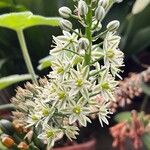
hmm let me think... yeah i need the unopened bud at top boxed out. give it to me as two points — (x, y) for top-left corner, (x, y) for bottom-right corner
(78, 38), (89, 50)
(60, 19), (73, 31)
(95, 6), (105, 21)
(107, 20), (120, 31)
(98, 0), (108, 9)
(78, 0), (88, 16)
(59, 7), (72, 18)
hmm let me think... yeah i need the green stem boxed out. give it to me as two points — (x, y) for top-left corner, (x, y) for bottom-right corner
(84, 0), (92, 66)
(17, 30), (38, 85)
(140, 95), (149, 111)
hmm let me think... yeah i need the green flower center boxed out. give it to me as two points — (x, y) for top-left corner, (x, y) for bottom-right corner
(73, 106), (81, 114)
(101, 82), (110, 90)
(58, 91), (66, 100)
(57, 67), (64, 74)
(46, 131), (54, 138)
(42, 108), (49, 116)
(76, 79), (83, 87)
(106, 49), (115, 58)
(31, 115), (38, 121)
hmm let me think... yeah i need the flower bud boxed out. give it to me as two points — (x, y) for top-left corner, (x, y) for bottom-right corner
(78, 38), (89, 50)
(59, 7), (72, 18)
(107, 20), (120, 31)
(0, 119), (14, 135)
(18, 142), (29, 150)
(98, 0), (108, 9)
(95, 6), (105, 21)
(2, 136), (15, 148)
(78, 0), (88, 16)
(60, 19), (73, 31)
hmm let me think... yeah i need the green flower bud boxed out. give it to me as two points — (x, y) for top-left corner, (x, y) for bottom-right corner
(78, 0), (88, 16)
(95, 6), (105, 21)
(107, 20), (120, 31)
(78, 38), (89, 50)
(60, 19), (73, 31)
(98, 0), (108, 9)
(59, 7), (72, 18)
(0, 119), (14, 135)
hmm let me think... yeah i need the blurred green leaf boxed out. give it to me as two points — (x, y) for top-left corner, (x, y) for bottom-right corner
(114, 111), (131, 122)
(0, 11), (60, 31)
(142, 133), (150, 149)
(38, 56), (53, 70)
(126, 27), (150, 55)
(0, 141), (7, 150)
(122, 4), (150, 55)
(141, 82), (150, 96)
(0, 74), (32, 90)
(0, 2), (11, 8)
(132, 0), (150, 14)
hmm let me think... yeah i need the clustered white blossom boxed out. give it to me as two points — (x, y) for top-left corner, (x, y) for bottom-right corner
(12, 0), (124, 148)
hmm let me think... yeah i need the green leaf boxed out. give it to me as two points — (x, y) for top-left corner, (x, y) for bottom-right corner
(141, 82), (150, 96)
(0, 141), (7, 150)
(122, 4), (150, 55)
(0, 2), (11, 8)
(0, 74), (32, 90)
(0, 11), (60, 31)
(114, 111), (131, 122)
(38, 56), (53, 70)
(132, 0), (150, 14)
(126, 27), (150, 55)
(142, 133), (150, 149)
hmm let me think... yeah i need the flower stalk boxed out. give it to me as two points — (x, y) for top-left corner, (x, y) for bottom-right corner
(84, 0), (92, 66)
(17, 30), (38, 85)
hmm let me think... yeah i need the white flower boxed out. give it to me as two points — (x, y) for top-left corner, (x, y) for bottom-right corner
(64, 126), (79, 140)
(63, 64), (91, 99)
(96, 98), (112, 127)
(49, 82), (71, 109)
(56, 30), (78, 49)
(38, 125), (63, 148)
(92, 69), (118, 101)
(63, 98), (91, 127)
(103, 32), (124, 77)
(26, 111), (42, 128)
(34, 101), (55, 123)
(50, 30), (79, 58)
(50, 36), (65, 56)
(49, 57), (71, 81)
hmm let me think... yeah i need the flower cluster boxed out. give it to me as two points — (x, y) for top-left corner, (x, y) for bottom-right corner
(112, 67), (150, 111)
(12, 0), (124, 148)
(110, 110), (150, 150)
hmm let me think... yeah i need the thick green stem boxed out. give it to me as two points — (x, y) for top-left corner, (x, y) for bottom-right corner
(17, 30), (38, 85)
(84, 0), (92, 66)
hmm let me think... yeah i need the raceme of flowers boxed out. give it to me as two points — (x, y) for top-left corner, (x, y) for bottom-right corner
(12, 0), (124, 148)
